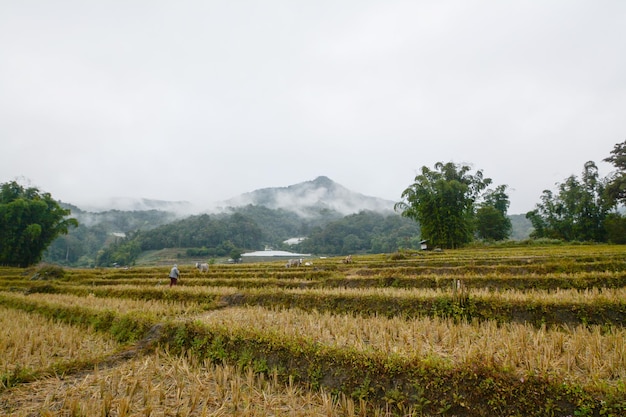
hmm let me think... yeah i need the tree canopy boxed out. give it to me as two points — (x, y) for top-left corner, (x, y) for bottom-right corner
(0, 181), (78, 267)
(395, 162), (509, 248)
(295, 210), (422, 255)
(87, 208), (423, 266)
(526, 161), (613, 242)
(475, 185), (512, 241)
(604, 139), (626, 205)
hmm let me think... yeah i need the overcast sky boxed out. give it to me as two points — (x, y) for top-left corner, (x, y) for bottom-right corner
(1, 1), (625, 215)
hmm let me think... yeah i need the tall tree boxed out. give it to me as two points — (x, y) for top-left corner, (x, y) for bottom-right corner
(526, 161), (611, 242)
(476, 185), (512, 241)
(0, 181), (78, 267)
(602, 139), (626, 243)
(395, 162), (493, 249)
(604, 139), (626, 205)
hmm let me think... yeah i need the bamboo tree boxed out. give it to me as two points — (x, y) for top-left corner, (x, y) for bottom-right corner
(395, 162), (493, 248)
(0, 181), (78, 267)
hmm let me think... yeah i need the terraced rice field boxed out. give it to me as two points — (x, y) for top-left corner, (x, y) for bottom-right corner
(0, 244), (625, 416)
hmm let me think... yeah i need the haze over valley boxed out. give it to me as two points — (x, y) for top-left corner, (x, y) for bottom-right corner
(69, 176), (396, 218)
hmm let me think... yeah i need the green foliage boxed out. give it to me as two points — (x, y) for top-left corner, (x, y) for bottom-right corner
(604, 139), (626, 205)
(228, 204), (335, 244)
(99, 208), (422, 260)
(0, 181), (78, 267)
(93, 210), (268, 266)
(229, 248), (243, 262)
(297, 211), (421, 255)
(186, 247), (210, 257)
(476, 206), (511, 241)
(43, 197), (526, 268)
(44, 207), (175, 266)
(44, 223), (107, 266)
(395, 162), (506, 248)
(604, 213), (626, 244)
(476, 185), (512, 241)
(526, 161), (613, 242)
(95, 231), (143, 267)
(138, 212), (264, 251)
(109, 314), (151, 343)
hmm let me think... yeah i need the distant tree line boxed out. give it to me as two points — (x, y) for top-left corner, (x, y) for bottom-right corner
(5, 140), (624, 268)
(394, 140), (626, 248)
(37, 201), (421, 267)
(526, 161), (611, 242)
(295, 211), (421, 255)
(44, 208), (177, 267)
(92, 209), (422, 266)
(138, 212), (263, 252)
(526, 140), (626, 243)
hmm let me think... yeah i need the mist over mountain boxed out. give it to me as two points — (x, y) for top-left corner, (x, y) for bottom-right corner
(61, 177), (530, 242)
(75, 197), (195, 215)
(45, 176), (532, 267)
(217, 176), (396, 217)
(67, 176), (395, 218)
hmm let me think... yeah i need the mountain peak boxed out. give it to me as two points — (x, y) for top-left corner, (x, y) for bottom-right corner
(309, 176), (334, 188)
(219, 176), (394, 217)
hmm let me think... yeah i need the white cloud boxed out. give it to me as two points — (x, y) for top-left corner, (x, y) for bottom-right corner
(1, 0), (625, 215)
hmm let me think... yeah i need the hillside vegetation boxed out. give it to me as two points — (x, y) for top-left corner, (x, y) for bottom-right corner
(45, 206), (427, 267)
(43, 175), (536, 268)
(1, 244), (625, 416)
(44, 205), (532, 268)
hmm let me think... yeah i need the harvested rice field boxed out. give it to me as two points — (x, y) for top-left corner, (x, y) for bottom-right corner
(1, 244), (625, 416)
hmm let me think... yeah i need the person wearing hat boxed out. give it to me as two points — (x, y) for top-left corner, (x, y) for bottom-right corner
(169, 264), (180, 287)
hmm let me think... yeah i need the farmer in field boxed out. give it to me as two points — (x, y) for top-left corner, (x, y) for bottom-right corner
(169, 264), (180, 287)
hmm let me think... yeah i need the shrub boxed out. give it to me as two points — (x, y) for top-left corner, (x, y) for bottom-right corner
(30, 264), (66, 280)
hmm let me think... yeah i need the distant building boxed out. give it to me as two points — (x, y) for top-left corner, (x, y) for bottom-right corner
(241, 249), (311, 263)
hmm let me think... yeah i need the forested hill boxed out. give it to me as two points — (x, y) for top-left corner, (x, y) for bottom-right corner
(218, 176), (395, 216)
(59, 203), (179, 231)
(44, 205), (418, 267)
(133, 207), (421, 256)
(45, 177), (532, 267)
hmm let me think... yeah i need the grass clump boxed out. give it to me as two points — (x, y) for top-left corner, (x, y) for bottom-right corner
(30, 264), (66, 281)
